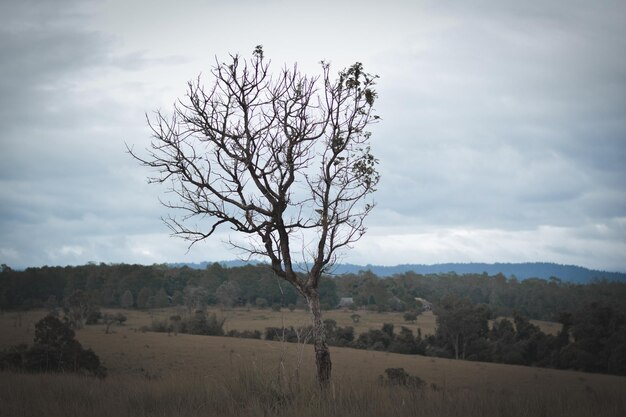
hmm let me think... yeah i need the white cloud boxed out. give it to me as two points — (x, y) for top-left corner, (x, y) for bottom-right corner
(0, 247), (19, 261)
(352, 225), (626, 272)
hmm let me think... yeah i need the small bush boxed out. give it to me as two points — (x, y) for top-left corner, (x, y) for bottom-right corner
(103, 312), (127, 333)
(149, 310), (226, 336)
(379, 368), (425, 388)
(227, 329), (262, 339)
(150, 319), (171, 333)
(355, 329), (391, 350)
(403, 311), (418, 323)
(265, 326), (298, 342)
(324, 320), (355, 347)
(265, 326), (310, 343)
(86, 309), (102, 325)
(115, 312), (127, 325)
(0, 315), (106, 378)
(188, 310), (225, 336)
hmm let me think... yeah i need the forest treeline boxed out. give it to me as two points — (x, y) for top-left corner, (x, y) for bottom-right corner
(2, 262), (626, 321)
(2, 263), (626, 375)
(256, 299), (626, 376)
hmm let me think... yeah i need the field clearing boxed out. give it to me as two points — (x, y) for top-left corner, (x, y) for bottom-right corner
(153, 307), (561, 336)
(44, 306), (558, 336)
(156, 306), (440, 335)
(0, 309), (617, 388)
(0, 309), (625, 416)
(0, 307), (562, 349)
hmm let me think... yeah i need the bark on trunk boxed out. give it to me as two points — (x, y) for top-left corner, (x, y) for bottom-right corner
(307, 291), (332, 386)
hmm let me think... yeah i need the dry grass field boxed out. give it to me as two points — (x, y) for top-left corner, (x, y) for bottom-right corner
(75, 306), (557, 337)
(0, 309), (624, 417)
(154, 306), (439, 335)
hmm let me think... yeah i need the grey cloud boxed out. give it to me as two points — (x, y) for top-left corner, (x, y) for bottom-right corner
(371, 0), (626, 238)
(1, 0), (625, 271)
(0, 0), (177, 268)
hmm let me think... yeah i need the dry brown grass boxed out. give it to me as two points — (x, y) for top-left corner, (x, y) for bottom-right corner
(144, 306), (439, 335)
(0, 365), (624, 417)
(130, 306), (560, 336)
(1, 309), (624, 417)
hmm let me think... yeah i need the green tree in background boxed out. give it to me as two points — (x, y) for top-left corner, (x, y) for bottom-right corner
(63, 290), (99, 329)
(136, 287), (152, 309)
(216, 281), (241, 308)
(436, 296), (489, 360)
(120, 289), (134, 309)
(154, 288), (170, 308)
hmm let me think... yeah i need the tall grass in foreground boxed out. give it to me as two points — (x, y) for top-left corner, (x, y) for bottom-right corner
(0, 368), (623, 417)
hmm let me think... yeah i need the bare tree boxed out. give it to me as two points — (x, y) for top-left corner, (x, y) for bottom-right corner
(63, 290), (98, 329)
(215, 280), (241, 308)
(130, 46), (380, 385)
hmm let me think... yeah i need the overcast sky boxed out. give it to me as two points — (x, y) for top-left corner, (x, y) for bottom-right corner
(1, 0), (625, 271)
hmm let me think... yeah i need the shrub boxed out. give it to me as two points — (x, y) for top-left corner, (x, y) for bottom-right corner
(103, 313), (127, 334)
(403, 311), (418, 323)
(322, 320), (355, 347)
(150, 319), (171, 333)
(329, 326), (355, 347)
(0, 315), (106, 378)
(86, 309), (102, 325)
(115, 312), (127, 325)
(379, 368), (425, 388)
(265, 326), (298, 342)
(0, 344), (29, 370)
(265, 326), (310, 343)
(227, 329), (262, 339)
(389, 326), (418, 354)
(354, 329), (391, 350)
(188, 310), (225, 336)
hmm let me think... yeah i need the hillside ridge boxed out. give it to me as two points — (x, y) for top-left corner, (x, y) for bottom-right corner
(168, 261), (626, 283)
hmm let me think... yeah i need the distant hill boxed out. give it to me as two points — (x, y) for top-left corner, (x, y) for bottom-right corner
(328, 262), (626, 283)
(169, 261), (626, 284)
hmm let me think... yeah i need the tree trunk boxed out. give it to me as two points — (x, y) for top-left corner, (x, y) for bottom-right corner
(306, 290), (332, 386)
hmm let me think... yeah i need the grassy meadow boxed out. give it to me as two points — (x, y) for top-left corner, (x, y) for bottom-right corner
(150, 306), (562, 337)
(0, 308), (624, 417)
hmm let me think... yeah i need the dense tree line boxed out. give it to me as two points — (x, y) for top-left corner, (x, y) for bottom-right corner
(2, 263), (626, 321)
(182, 295), (621, 376)
(429, 298), (626, 375)
(335, 270), (626, 320)
(0, 263), (306, 311)
(257, 298), (626, 376)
